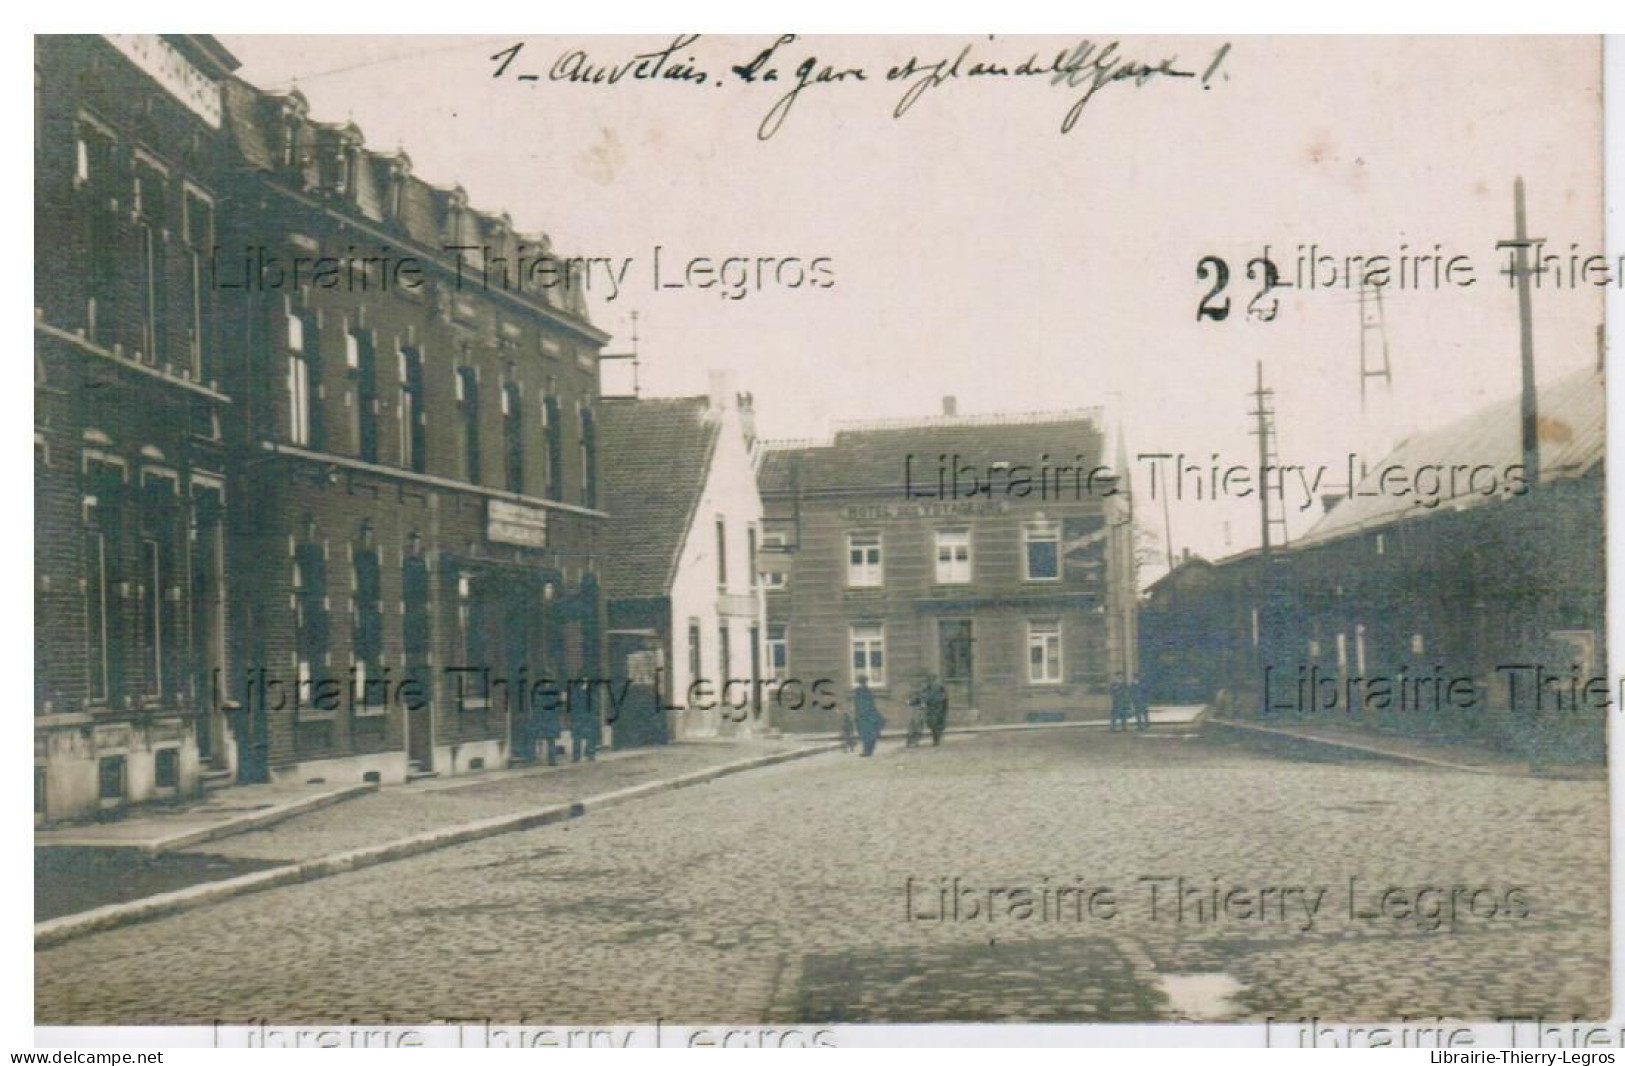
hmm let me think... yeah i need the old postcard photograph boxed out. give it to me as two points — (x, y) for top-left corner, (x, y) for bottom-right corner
(30, 33), (1612, 1047)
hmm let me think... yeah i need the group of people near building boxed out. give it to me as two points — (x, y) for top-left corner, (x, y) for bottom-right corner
(842, 675), (951, 757)
(1109, 676), (1151, 732)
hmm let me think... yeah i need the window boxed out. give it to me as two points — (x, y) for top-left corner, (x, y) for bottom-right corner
(402, 556), (430, 662)
(349, 328), (378, 462)
(1023, 521), (1061, 581)
(353, 549), (383, 705)
(281, 113), (301, 169)
(502, 382), (524, 492)
(139, 221), (159, 360)
(293, 544), (329, 700)
(457, 572), (488, 709)
(396, 348), (425, 472)
(189, 485), (225, 740)
(687, 620), (702, 686)
(84, 519), (112, 703)
(580, 407), (598, 507)
(940, 619), (974, 683)
(766, 624), (789, 680)
(139, 473), (180, 702)
(287, 309), (320, 447)
(133, 159), (168, 363)
(748, 527), (759, 588)
(749, 624), (762, 718)
(761, 531), (786, 588)
(543, 395), (563, 500)
(83, 456), (125, 706)
(715, 518), (728, 587)
(935, 527), (972, 584)
(850, 623), (885, 686)
(456, 367), (481, 482)
(847, 531), (882, 588)
(181, 188), (213, 379)
(718, 625), (732, 684)
(154, 748), (180, 790)
(1027, 619), (1062, 684)
(77, 121), (116, 339)
(98, 755), (126, 802)
(141, 537), (164, 697)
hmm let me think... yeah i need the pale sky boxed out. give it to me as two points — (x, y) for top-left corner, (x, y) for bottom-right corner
(219, 35), (1607, 577)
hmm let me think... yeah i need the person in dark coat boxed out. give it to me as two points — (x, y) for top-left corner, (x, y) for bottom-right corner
(921, 674), (949, 746)
(570, 687), (599, 763)
(1132, 676), (1150, 731)
(853, 675), (885, 757)
(1110, 674), (1131, 732)
(538, 696), (563, 765)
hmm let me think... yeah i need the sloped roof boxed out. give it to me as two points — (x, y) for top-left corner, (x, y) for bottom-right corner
(758, 408), (1107, 496)
(217, 76), (596, 328)
(1300, 365), (1604, 546)
(597, 397), (722, 599)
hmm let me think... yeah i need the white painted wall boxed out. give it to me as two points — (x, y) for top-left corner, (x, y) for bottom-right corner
(665, 395), (768, 740)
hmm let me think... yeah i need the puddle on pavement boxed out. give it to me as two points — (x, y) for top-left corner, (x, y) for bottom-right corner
(1156, 972), (1245, 1021)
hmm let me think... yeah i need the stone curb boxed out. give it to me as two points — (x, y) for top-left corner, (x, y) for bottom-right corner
(36, 743), (842, 950)
(1208, 718), (1507, 775)
(795, 713), (1205, 743)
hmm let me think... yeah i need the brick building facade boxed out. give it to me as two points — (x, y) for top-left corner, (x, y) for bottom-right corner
(756, 404), (1139, 732)
(35, 36), (612, 822)
(215, 78), (611, 786)
(35, 35), (240, 823)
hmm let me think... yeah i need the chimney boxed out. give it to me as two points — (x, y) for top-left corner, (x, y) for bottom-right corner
(942, 395), (957, 417)
(707, 369), (732, 413)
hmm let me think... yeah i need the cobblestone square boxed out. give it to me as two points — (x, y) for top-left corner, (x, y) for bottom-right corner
(35, 727), (1609, 1025)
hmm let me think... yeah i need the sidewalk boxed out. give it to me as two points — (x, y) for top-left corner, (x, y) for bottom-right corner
(36, 737), (835, 942)
(35, 779), (375, 853)
(178, 737), (813, 864)
(1208, 715), (1607, 779)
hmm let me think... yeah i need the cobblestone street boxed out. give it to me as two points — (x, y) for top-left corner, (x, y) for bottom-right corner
(35, 727), (1609, 1025)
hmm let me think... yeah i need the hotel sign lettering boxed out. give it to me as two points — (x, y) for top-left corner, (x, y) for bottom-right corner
(843, 501), (1009, 522)
(488, 499), (549, 548)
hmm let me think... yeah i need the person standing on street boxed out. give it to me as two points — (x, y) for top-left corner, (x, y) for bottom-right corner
(853, 675), (885, 757)
(571, 686), (599, 762)
(922, 674), (949, 746)
(1110, 674), (1131, 732)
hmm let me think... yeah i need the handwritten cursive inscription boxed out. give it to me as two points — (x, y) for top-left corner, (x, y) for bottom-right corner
(488, 35), (1234, 141)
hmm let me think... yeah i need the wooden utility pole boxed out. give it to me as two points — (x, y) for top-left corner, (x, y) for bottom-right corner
(1248, 360), (1278, 715)
(1497, 177), (1541, 488)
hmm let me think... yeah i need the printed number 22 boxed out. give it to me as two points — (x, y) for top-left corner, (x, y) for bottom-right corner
(1196, 256), (1230, 322)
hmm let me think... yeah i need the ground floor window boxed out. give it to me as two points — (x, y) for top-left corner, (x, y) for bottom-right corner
(1027, 619), (1062, 684)
(767, 624), (789, 680)
(850, 623), (885, 687)
(98, 755), (126, 801)
(154, 747), (180, 789)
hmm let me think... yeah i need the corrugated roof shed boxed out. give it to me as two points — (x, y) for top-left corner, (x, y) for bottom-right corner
(1300, 365), (1604, 546)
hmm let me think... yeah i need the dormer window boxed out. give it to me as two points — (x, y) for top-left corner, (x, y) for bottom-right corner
(387, 157), (411, 221)
(281, 114), (301, 169)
